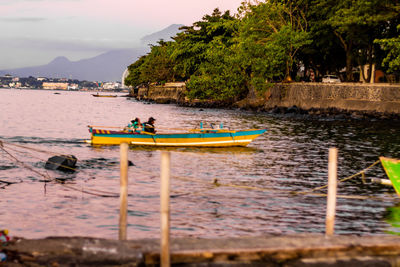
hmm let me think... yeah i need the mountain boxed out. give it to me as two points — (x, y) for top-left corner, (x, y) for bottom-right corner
(0, 24), (184, 81)
(1, 48), (147, 82)
(140, 24), (184, 45)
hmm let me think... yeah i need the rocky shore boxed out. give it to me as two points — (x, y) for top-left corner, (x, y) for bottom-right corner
(131, 82), (400, 120)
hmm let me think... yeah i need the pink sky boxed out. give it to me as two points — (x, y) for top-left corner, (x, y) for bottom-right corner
(0, 0), (245, 69)
(3, 0), (244, 27)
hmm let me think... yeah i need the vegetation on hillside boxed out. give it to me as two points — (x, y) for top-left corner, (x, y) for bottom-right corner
(125, 0), (400, 102)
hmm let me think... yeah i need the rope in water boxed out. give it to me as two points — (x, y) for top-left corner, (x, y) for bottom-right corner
(0, 140), (395, 200)
(0, 140), (119, 197)
(1, 142), (52, 181)
(297, 160), (382, 194)
(3, 142), (80, 173)
(130, 161), (394, 201)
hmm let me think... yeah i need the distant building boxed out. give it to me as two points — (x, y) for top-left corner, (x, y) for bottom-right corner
(42, 82), (69, 90)
(8, 82), (22, 88)
(68, 84), (79, 90)
(103, 82), (121, 90)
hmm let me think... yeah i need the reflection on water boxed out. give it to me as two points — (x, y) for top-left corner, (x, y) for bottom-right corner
(0, 88), (399, 239)
(385, 204), (400, 235)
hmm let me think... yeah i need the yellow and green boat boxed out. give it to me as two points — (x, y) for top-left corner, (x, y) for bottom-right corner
(380, 157), (400, 197)
(87, 126), (266, 147)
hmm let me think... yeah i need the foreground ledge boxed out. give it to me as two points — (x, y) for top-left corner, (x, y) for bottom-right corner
(3, 234), (400, 266)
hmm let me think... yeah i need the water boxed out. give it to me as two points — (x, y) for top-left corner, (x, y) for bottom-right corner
(0, 88), (399, 239)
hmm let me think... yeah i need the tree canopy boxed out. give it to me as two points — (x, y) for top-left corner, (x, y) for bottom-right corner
(125, 0), (400, 103)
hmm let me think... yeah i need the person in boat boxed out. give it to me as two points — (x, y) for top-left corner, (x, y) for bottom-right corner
(143, 117), (156, 133)
(126, 117), (141, 132)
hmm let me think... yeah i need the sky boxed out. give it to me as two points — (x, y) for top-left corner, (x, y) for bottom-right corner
(0, 0), (244, 70)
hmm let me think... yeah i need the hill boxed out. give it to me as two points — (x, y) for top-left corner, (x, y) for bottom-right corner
(0, 24), (184, 81)
(1, 48), (147, 82)
(140, 24), (184, 45)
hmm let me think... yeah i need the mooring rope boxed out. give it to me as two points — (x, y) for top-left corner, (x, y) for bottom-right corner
(0, 141), (119, 197)
(299, 160), (381, 194)
(1, 143), (52, 181)
(4, 141), (58, 156)
(2, 142), (79, 173)
(131, 164), (396, 201)
(1, 139), (396, 201)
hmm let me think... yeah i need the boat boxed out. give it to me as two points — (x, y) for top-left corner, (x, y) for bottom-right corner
(86, 126), (266, 147)
(92, 94), (118, 97)
(380, 157), (400, 197)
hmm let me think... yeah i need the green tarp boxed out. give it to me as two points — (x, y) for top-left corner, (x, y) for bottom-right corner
(380, 157), (400, 197)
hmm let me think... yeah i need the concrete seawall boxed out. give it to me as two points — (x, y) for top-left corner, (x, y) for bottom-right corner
(262, 83), (400, 114)
(136, 82), (186, 104)
(133, 82), (400, 116)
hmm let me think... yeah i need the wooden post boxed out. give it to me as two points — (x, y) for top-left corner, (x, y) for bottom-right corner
(119, 143), (129, 240)
(326, 147), (338, 236)
(160, 151), (171, 267)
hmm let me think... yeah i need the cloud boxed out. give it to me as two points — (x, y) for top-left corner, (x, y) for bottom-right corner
(0, 17), (47, 22)
(0, 0), (79, 3)
(0, 36), (137, 52)
(0, 0), (244, 69)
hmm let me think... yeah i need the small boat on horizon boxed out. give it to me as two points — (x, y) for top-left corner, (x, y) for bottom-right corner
(92, 93), (118, 97)
(86, 125), (266, 147)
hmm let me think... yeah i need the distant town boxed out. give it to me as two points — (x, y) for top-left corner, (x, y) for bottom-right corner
(0, 74), (126, 91)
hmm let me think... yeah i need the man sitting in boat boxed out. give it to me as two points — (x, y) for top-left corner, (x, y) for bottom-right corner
(125, 117), (141, 132)
(143, 117), (156, 133)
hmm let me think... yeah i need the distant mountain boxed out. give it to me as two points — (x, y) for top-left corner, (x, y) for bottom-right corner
(1, 48), (147, 81)
(141, 24), (184, 45)
(0, 24), (184, 81)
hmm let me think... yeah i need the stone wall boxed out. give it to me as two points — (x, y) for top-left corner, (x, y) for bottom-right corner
(137, 82), (185, 104)
(136, 81), (400, 115)
(264, 83), (400, 114)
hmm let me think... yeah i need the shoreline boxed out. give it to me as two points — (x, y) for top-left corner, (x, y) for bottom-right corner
(132, 82), (400, 120)
(3, 234), (400, 266)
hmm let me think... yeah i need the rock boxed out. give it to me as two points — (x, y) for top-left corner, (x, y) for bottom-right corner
(45, 155), (77, 172)
(286, 105), (299, 113)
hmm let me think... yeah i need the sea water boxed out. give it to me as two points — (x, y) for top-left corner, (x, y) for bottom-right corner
(0, 88), (399, 239)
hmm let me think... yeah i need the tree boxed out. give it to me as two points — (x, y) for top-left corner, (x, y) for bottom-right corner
(139, 40), (176, 83)
(311, 0), (400, 81)
(237, 0), (311, 87)
(124, 56), (146, 87)
(124, 40), (176, 87)
(173, 9), (246, 101)
(186, 33), (246, 101)
(171, 9), (237, 80)
(375, 24), (400, 73)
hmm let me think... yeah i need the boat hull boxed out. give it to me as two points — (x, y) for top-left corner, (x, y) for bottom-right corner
(88, 129), (266, 147)
(92, 95), (117, 97)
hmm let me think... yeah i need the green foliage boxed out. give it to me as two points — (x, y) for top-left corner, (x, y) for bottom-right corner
(124, 56), (146, 87)
(376, 25), (400, 73)
(173, 8), (247, 100)
(124, 40), (177, 87)
(186, 38), (246, 101)
(238, 0), (311, 85)
(171, 9), (238, 80)
(125, 0), (400, 101)
(308, 0), (400, 81)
